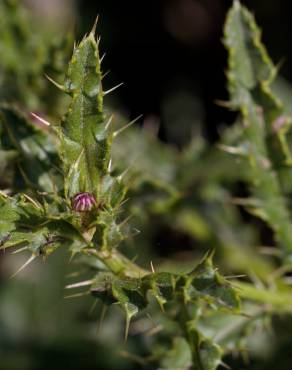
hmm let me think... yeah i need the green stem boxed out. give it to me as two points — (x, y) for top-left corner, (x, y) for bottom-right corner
(235, 281), (292, 312)
(86, 248), (149, 278)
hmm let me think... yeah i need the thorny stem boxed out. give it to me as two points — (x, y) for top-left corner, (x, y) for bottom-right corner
(85, 248), (149, 278)
(178, 302), (204, 370)
(86, 247), (292, 312)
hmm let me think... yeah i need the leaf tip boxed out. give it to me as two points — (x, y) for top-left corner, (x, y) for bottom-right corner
(233, 0), (241, 9)
(91, 15), (99, 36)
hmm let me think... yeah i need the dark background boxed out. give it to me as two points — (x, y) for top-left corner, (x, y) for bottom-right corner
(77, 0), (292, 145)
(2, 1), (292, 369)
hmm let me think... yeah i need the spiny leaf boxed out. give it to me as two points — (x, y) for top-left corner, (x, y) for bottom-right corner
(223, 1), (292, 261)
(92, 210), (123, 251)
(91, 273), (147, 339)
(160, 337), (192, 370)
(189, 252), (240, 310)
(142, 272), (175, 310)
(58, 26), (112, 199)
(0, 193), (82, 256)
(91, 273), (146, 308)
(195, 336), (222, 370)
(0, 105), (58, 192)
(224, 0), (275, 101)
(0, 194), (52, 256)
(187, 323), (223, 370)
(0, 193), (43, 237)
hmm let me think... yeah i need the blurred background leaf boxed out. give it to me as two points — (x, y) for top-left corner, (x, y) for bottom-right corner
(2, 1), (292, 370)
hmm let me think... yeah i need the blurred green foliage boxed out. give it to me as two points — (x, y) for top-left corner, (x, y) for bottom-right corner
(2, 1), (292, 370)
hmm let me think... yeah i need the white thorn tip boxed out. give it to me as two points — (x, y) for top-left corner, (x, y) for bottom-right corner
(11, 246), (28, 255)
(104, 82), (124, 95)
(30, 112), (51, 127)
(65, 280), (93, 289)
(108, 158), (112, 172)
(91, 15), (99, 35)
(114, 115), (143, 138)
(105, 114), (114, 130)
(10, 254), (36, 279)
(100, 53), (106, 63)
(45, 74), (65, 91)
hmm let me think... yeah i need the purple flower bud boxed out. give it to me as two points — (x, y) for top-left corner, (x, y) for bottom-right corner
(72, 192), (97, 212)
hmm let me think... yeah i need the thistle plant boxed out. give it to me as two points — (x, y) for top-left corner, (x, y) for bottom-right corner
(0, 17), (243, 368)
(222, 0), (292, 264)
(2, 1), (292, 370)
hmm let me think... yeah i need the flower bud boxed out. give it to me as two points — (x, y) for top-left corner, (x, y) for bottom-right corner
(72, 192), (97, 212)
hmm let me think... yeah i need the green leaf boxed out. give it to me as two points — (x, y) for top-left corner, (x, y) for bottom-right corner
(91, 273), (147, 339)
(160, 337), (192, 370)
(0, 195), (20, 237)
(142, 272), (175, 310)
(223, 1), (292, 260)
(0, 193), (81, 256)
(0, 194), (55, 256)
(187, 324), (222, 370)
(195, 336), (222, 370)
(224, 1), (275, 100)
(91, 272), (117, 305)
(190, 252), (240, 310)
(0, 0), (47, 108)
(0, 105), (58, 192)
(99, 175), (127, 209)
(92, 210), (123, 251)
(58, 26), (112, 199)
(0, 149), (17, 181)
(91, 273), (146, 308)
